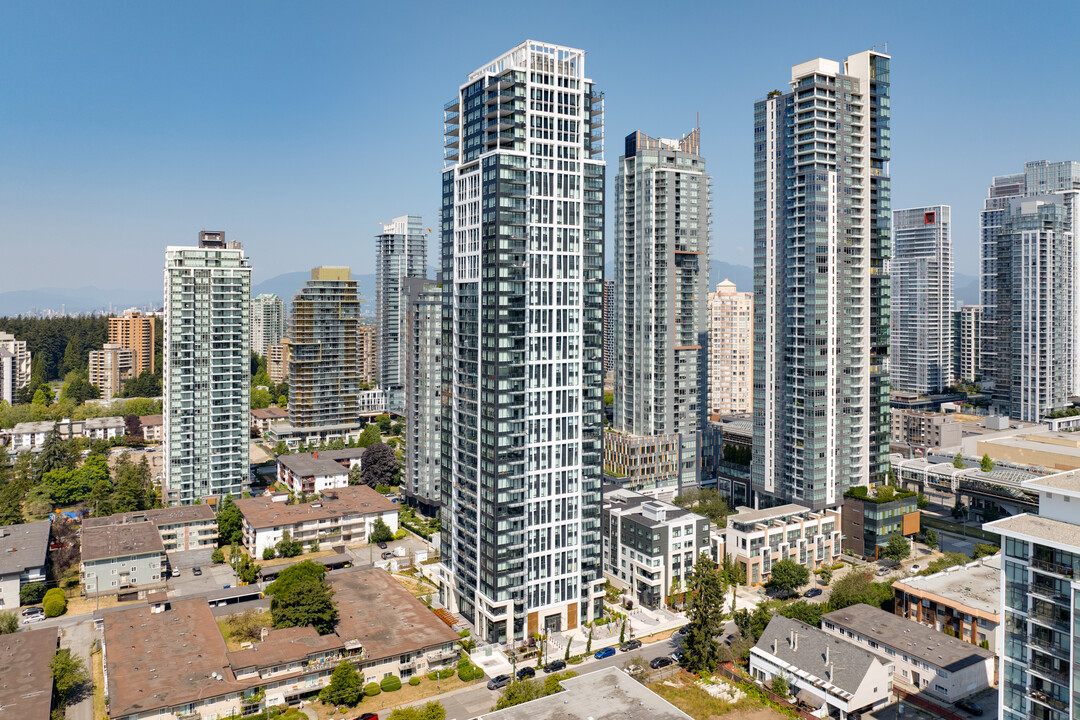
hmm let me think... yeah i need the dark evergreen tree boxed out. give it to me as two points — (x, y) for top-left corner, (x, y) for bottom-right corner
(684, 553), (725, 673)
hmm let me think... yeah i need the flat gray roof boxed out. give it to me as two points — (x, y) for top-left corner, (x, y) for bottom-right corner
(729, 503), (823, 526)
(83, 504), (215, 529)
(81, 521), (164, 562)
(1025, 469), (1080, 494)
(892, 555), (1001, 616)
(822, 603), (994, 672)
(984, 513), (1080, 548)
(0, 520), (51, 576)
(277, 452), (350, 478)
(474, 666), (692, 720)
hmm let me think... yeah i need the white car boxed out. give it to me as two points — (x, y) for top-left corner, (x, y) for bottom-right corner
(21, 608), (45, 624)
(909, 564), (921, 574)
(171, 567), (181, 577)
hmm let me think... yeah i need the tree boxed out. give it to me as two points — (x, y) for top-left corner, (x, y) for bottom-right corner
(32, 385), (53, 406)
(826, 571), (893, 612)
(120, 371), (162, 398)
(251, 387), (273, 409)
(265, 560), (338, 634)
(358, 423), (381, 448)
(234, 554), (261, 584)
(124, 414), (143, 439)
(370, 517), (394, 544)
(348, 462), (363, 486)
(953, 453), (965, 469)
(672, 488), (731, 526)
(972, 543), (999, 559)
(778, 600), (823, 627)
(980, 454), (994, 472)
(51, 648), (89, 710)
(0, 483), (25, 526)
(20, 582), (46, 606)
(319, 659), (362, 706)
(917, 492), (929, 510)
(44, 468), (89, 506)
(921, 528), (939, 548)
(388, 702), (447, 720)
(34, 426), (76, 481)
(211, 547), (225, 564)
(684, 553), (725, 673)
(60, 372), (100, 404)
(881, 535), (911, 562)
(493, 672), (576, 711)
(818, 567), (833, 585)
(766, 559), (809, 594)
(263, 547), (276, 560)
(0, 611), (18, 634)
(771, 674), (790, 698)
(276, 531), (303, 558)
(43, 588), (67, 617)
(217, 494), (243, 545)
(361, 442), (399, 487)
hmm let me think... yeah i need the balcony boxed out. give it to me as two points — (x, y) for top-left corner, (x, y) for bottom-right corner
(1029, 636), (1068, 658)
(1029, 584), (1069, 604)
(1027, 689), (1068, 712)
(1031, 558), (1073, 577)
(1028, 662), (1068, 686)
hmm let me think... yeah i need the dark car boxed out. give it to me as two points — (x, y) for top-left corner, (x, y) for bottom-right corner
(594, 647), (616, 659)
(723, 634), (736, 646)
(543, 660), (567, 673)
(516, 666), (535, 680)
(677, 625), (689, 635)
(487, 674), (511, 690)
(955, 699), (983, 716)
(649, 656), (674, 669)
(670, 650), (685, 663)
(377, 541), (388, 550)
(192, 566), (202, 576)
(619, 639), (642, 652)
(803, 588), (823, 598)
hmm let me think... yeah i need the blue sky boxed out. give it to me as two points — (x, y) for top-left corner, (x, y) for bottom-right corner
(2, 1), (1078, 296)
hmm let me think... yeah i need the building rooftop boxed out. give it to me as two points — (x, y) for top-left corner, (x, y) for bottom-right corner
(83, 504), (215, 530)
(1025, 468), (1080, 495)
(475, 666), (692, 720)
(103, 598), (245, 718)
(81, 521), (164, 562)
(822, 603), (994, 672)
(984, 512), (1080, 548)
(754, 615), (890, 697)
(227, 626), (343, 670)
(892, 555), (1001, 617)
(277, 452), (351, 478)
(603, 487), (696, 527)
(0, 628), (58, 720)
(235, 486), (395, 530)
(331, 566), (460, 660)
(728, 503), (830, 527)
(85, 416), (125, 429)
(315, 448), (365, 462)
(0, 520), (51, 576)
(138, 414), (163, 426)
(250, 407), (289, 421)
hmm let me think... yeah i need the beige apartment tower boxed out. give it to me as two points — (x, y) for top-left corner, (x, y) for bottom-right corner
(88, 343), (135, 401)
(357, 325), (376, 387)
(707, 279), (753, 417)
(108, 309), (155, 375)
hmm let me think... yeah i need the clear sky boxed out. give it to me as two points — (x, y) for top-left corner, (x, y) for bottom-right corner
(2, 0), (1078, 295)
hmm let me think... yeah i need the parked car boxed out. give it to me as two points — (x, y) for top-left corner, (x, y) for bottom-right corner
(876, 567), (891, 576)
(723, 634), (735, 646)
(192, 566), (202, 576)
(955, 699), (983, 716)
(594, 647), (616, 659)
(649, 656), (674, 669)
(381, 551), (394, 560)
(670, 650), (685, 663)
(624, 663), (644, 675)
(543, 660), (567, 673)
(677, 625), (689, 635)
(909, 564), (921, 574)
(377, 541), (388, 550)
(171, 567), (181, 577)
(356, 714), (379, 720)
(619, 639), (642, 652)
(516, 667), (535, 680)
(21, 607), (45, 625)
(487, 674), (511, 690)
(803, 588), (823, 598)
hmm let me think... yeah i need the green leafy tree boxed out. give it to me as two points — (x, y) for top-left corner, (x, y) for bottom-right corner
(493, 671), (576, 711)
(980, 454), (994, 472)
(265, 560), (338, 634)
(348, 462), (363, 486)
(44, 468), (89, 506)
(672, 488), (732, 525)
(234, 554), (261, 583)
(982, 505), (1001, 522)
(953, 453), (964, 469)
(120, 371), (162, 398)
(388, 702), (447, 720)
(922, 552), (975, 575)
(917, 492), (929, 509)
(20, 582), (47, 605)
(276, 531), (303, 558)
(818, 567), (833, 585)
(51, 648), (89, 710)
(826, 571), (893, 612)
(43, 588), (67, 617)
(0, 483), (25, 526)
(263, 547), (276, 560)
(771, 674), (790, 697)
(921, 528), (939, 548)
(778, 600), (823, 627)
(60, 372), (100, 404)
(972, 543), (999, 559)
(0, 611), (18, 634)
(361, 442), (400, 487)
(684, 553), (725, 672)
(370, 517), (394, 544)
(766, 559), (809, 593)
(251, 387), (273, 409)
(358, 423), (382, 448)
(319, 659), (362, 706)
(217, 494), (243, 545)
(211, 547), (225, 564)
(881, 535), (911, 561)
(34, 426), (77, 481)
(732, 603), (773, 643)
(32, 386), (52, 406)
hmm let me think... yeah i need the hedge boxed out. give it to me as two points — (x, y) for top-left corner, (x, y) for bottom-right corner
(457, 663), (476, 681)
(380, 675), (402, 692)
(427, 668), (455, 680)
(364, 683), (381, 697)
(409, 676), (421, 686)
(43, 588), (67, 618)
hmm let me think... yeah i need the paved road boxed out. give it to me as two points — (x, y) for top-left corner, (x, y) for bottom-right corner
(57, 613), (96, 720)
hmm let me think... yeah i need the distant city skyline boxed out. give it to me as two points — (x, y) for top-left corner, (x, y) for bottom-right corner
(3, 2), (1080, 295)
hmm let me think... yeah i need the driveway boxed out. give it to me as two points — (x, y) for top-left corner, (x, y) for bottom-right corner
(168, 562), (237, 597)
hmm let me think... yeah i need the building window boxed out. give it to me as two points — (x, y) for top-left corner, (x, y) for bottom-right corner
(935, 685), (948, 695)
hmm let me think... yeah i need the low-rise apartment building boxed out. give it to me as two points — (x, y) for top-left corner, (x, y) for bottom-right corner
(138, 414), (163, 442)
(236, 486), (397, 557)
(0, 628), (58, 720)
(80, 521), (167, 598)
(251, 406), (289, 435)
(83, 505), (217, 553)
(892, 554), (1001, 653)
(276, 451), (351, 494)
(720, 504), (841, 585)
(103, 567), (459, 720)
(821, 603), (995, 702)
(891, 409), (962, 450)
(6, 416), (126, 452)
(0, 521), (50, 611)
(841, 487), (920, 559)
(750, 616), (894, 720)
(601, 486), (709, 608)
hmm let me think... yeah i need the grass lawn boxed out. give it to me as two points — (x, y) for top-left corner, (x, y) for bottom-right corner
(258, 548), (343, 568)
(637, 627), (677, 644)
(307, 673), (481, 719)
(66, 593), (119, 617)
(392, 573), (438, 599)
(91, 649), (108, 720)
(648, 670), (785, 720)
(217, 612), (273, 651)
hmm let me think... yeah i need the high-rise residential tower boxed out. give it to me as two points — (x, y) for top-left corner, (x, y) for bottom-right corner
(288, 267), (360, 428)
(375, 215), (427, 413)
(403, 277), (442, 515)
(439, 40), (606, 642)
(753, 49), (892, 511)
(0, 332), (31, 405)
(952, 305), (981, 385)
(108, 309), (155, 376)
(164, 232), (251, 505)
(891, 206), (953, 394)
(357, 325), (376, 387)
(89, 343), (134, 401)
(707, 280), (753, 417)
(608, 129), (709, 494)
(251, 293), (286, 358)
(603, 278), (614, 374)
(980, 161), (1079, 421)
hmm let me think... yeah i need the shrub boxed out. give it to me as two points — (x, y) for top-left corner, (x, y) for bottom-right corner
(380, 675), (402, 692)
(393, 529), (407, 540)
(364, 682), (382, 697)
(457, 662), (476, 681)
(20, 582), (47, 606)
(409, 676), (421, 686)
(211, 548), (225, 564)
(567, 654), (584, 665)
(43, 588), (67, 618)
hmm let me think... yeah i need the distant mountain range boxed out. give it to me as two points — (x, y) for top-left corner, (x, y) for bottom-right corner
(0, 266), (983, 317)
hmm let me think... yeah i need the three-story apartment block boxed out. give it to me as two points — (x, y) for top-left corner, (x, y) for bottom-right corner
(719, 504), (841, 585)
